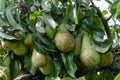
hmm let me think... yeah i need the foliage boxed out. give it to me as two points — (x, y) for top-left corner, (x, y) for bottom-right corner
(0, 0), (120, 80)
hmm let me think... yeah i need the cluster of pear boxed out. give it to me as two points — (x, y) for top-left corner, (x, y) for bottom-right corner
(0, 32), (35, 80)
(32, 49), (53, 75)
(0, 32), (34, 56)
(0, 22), (114, 79)
(32, 22), (114, 77)
(54, 23), (113, 68)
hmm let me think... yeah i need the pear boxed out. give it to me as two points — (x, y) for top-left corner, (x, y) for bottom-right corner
(55, 23), (75, 52)
(39, 56), (53, 75)
(73, 33), (83, 56)
(24, 33), (34, 47)
(32, 49), (47, 68)
(80, 32), (100, 68)
(99, 52), (113, 67)
(1, 39), (19, 51)
(46, 25), (56, 39)
(13, 42), (28, 56)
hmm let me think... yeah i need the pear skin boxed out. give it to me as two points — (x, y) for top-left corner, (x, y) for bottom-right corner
(55, 23), (75, 52)
(13, 42), (28, 56)
(39, 56), (53, 75)
(99, 52), (113, 67)
(80, 32), (100, 68)
(32, 49), (47, 68)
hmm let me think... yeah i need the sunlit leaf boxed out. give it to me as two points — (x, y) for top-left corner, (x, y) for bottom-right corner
(114, 73), (120, 80)
(36, 21), (46, 33)
(92, 34), (113, 53)
(66, 3), (78, 24)
(41, 13), (58, 28)
(29, 11), (42, 23)
(0, 31), (17, 40)
(41, 0), (52, 11)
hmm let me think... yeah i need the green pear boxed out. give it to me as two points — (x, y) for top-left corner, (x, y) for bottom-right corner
(46, 25), (56, 39)
(13, 42), (28, 56)
(99, 52), (113, 67)
(39, 56), (53, 75)
(32, 49), (47, 68)
(24, 33), (34, 47)
(1, 39), (19, 51)
(73, 33), (83, 56)
(55, 23), (75, 52)
(80, 32), (100, 68)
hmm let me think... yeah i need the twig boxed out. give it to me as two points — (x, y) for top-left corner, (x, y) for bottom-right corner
(14, 74), (33, 80)
(107, 15), (112, 21)
(90, 0), (111, 38)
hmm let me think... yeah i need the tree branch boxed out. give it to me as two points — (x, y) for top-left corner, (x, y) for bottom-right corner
(14, 74), (33, 80)
(90, 0), (111, 38)
(107, 15), (112, 21)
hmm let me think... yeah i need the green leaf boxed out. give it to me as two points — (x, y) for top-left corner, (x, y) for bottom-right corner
(41, 0), (52, 11)
(0, 18), (9, 27)
(78, 0), (90, 4)
(66, 3), (78, 24)
(33, 34), (56, 54)
(86, 69), (98, 80)
(112, 61), (120, 70)
(64, 23), (76, 32)
(10, 59), (21, 79)
(53, 59), (61, 77)
(0, 0), (5, 12)
(92, 34), (112, 53)
(41, 13), (58, 28)
(29, 11), (42, 23)
(36, 20), (46, 33)
(77, 76), (86, 80)
(81, 15), (104, 33)
(102, 10), (108, 16)
(61, 77), (74, 80)
(116, 2), (120, 18)
(0, 62), (7, 70)
(24, 54), (37, 75)
(110, 0), (120, 17)
(114, 73), (120, 80)
(98, 70), (114, 80)
(51, 0), (61, 14)
(45, 76), (61, 80)
(105, 0), (112, 4)
(61, 53), (77, 78)
(0, 31), (17, 40)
